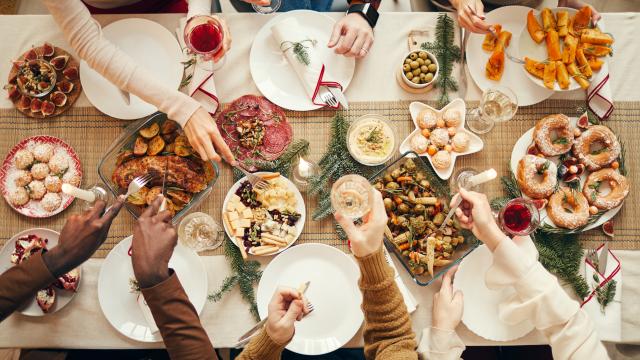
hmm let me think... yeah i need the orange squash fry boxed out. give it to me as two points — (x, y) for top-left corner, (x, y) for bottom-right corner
(541, 8), (556, 32)
(482, 24), (502, 51)
(527, 10), (545, 43)
(524, 57), (545, 79)
(581, 29), (614, 45)
(485, 31), (512, 81)
(543, 61), (556, 89)
(546, 29), (562, 61)
(567, 62), (590, 89)
(582, 44), (612, 57)
(576, 48), (592, 78)
(562, 34), (578, 64)
(556, 61), (570, 89)
(587, 56), (604, 71)
(573, 6), (592, 32)
(557, 11), (569, 37)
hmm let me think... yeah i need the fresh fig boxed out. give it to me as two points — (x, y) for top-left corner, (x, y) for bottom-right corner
(30, 98), (43, 113)
(17, 95), (31, 110)
(602, 219), (614, 237)
(577, 112), (590, 129)
(5, 84), (20, 101)
(16, 75), (28, 89)
(24, 48), (38, 61)
(40, 42), (55, 57)
(50, 91), (67, 107)
(563, 173), (580, 183)
(37, 81), (50, 91)
(56, 80), (74, 94)
(41, 100), (55, 116)
(62, 66), (79, 81)
(527, 142), (540, 156)
(11, 60), (24, 69)
(50, 55), (69, 71)
(531, 199), (548, 210)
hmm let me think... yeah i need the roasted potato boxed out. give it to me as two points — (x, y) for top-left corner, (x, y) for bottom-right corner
(165, 142), (176, 154)
(175, 144), (193, 157)
(546, 29), (562, 61)
(541, 8), (556, 32)
(555, 61), (570, 89)
(161, 120), (180, 135)
(133, 136), (148, 156)
(147, 135), (165, 156)
(127, 186), (149, 205)
(167, 189), (192, 207)
(161, 131), (179, 144)
(116, 150), (135, 166)
(145, 186), (163, 205)
(524, 57), (545, 79)
(527, 10), (545, 43)
(543, 61), (557, 89)
(139, 123), (160, 139)
(203, 161), (216, 183)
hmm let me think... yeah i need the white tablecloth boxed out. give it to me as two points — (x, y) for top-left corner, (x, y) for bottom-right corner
(0, 11), (639, 349)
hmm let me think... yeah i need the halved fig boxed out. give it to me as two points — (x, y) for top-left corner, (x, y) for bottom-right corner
(41, 42), (55, 57)
(30, 98), (43, 113)
(139, 123), (160, 139)
(133, 136), (148, 156)
(62, 66), (79, 81)
(24, 48), (38, 61)
(577, 112), (590, 129)
(55, 268), (80, 292)
(531, 199), (548, 210)
(16, 75), (28, 89)
(602, 219), (614, 237)
(8, 72), (18, 85)
(526, 142), (540, 156)
(11, 60), (24, 69)
(50, 55), (69, 71)
(5, 84), (20, 101)
(56, 80), (74, 94)
(17, 95), (31, 110)
(36, 286), (56, 313)
(41, 100), (55, 116)
(146, 135), (165, 156)
(50, 91), (67, 107)
(115, 150), (135, 166)
(37, 81), (50, 91)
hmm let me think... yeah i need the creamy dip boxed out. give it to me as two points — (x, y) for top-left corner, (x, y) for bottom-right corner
(348, 116), (395, 165)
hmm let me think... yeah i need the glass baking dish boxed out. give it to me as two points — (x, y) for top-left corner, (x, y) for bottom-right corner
(369, 151), (479, 286)
(97, 112), (219, 222)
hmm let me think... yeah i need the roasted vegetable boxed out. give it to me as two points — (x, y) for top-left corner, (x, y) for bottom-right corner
(555, 61), (570, 90)
(576, 48), (593, 78)
(562, 34), (578, 64)
(139, 123), (160, 139)
(582, 44), (612, 57)
(524, 57), (545, 79)
(161, 120), (180, 135)
(147, 135), (165, 156)
(541, 8), (556, 32)
(546, 29), (562, 61)
(543, 61), (557, 89)
(567, 62), (590, 89)
(557, 11), (569, 37)
(133, 136), (148, 156)
(116, 150), (135, 166)
(167, 189), (191, 207)
(145, 186), (162, 205)
(572, 6), (592, 33)
(127, 186), (149, 205)
(527, 10), (545, 43)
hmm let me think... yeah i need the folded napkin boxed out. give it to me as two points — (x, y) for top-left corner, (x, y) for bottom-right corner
(270, 17), (342, 108)
(137, 294), (159, 334)
(176, 18), (220, 115)
(587, 20), (614, 120)
(582, 244), (622, 342)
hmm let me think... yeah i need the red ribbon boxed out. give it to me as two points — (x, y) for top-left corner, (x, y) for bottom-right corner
(311, 64), (342, 109)
(587, 73), (614, 120)
(581, 242), (621, 307)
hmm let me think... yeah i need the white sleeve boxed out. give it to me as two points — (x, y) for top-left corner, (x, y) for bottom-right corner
(417, 327), (465, 360)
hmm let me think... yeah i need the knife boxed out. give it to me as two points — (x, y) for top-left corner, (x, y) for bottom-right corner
(458, 25), (468, 99)
(327, 86), (349, 110)
(598, 242), (609, 274)
(159, 157), (169, 212)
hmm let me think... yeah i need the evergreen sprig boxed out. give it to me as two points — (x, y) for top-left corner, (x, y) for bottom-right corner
(596, 279), (617, 313)
(421, 13), (461, 108)
(241, 139), (310, 179)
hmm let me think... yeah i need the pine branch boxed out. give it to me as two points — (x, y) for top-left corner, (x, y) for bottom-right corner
(596, 279), (617, 312)
(207, 275), (238, 302)
(246, 139), (310, 179)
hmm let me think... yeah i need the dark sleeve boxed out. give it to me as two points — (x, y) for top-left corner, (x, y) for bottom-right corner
(0, 251), (56, 322)
(348, 0), (382, 10)
(141, 272), (217, 360)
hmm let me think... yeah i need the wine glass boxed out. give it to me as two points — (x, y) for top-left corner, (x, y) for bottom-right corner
(331, 174), (373, 220)
(252, 0), (282, 14)
(183, 15), (226, 71)
(178, 212), (224, 252)
(467, 86), (518, 134)
(498, 198), (540, 236)
(451, 167), (481, 193)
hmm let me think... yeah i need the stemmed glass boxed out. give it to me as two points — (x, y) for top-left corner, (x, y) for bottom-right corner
(183, 15), (226, 71)
(252, 0), (282, 14)
(498, 198), (540, 236)
(467, 86), (518, 134)
(331, 174), (373, 220)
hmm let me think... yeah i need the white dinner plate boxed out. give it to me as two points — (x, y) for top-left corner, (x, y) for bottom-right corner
(453, 244), (534, 341)
(398, 98), (484, 180)
(222, 173), (306, 256)
(510, 117), (621, 231)
(0, 228), (79, 316)
(80, 18), (184, 120)
(250, 10), (356, 111)
(466, 6), (553, 106)
(98, 236), (207, 342)
(257, 243), (363, 355)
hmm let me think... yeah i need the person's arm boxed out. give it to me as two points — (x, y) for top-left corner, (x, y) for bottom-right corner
(335, 191), (417, 360)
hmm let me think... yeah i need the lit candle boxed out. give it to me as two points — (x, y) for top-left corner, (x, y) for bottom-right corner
(61, 183), (96, 203)
(298, 157), (311, 179)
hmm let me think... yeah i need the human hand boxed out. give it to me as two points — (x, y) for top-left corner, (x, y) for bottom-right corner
(265, 287), (310, 344)
(184, 107), (235, 165)
(432, 266), (463, 331)
(131, 196), (178, 288)
(451, 0), (491, 34)
(558, 0), (601, 25)
(452, 188), (505, 251)
(328, 13), (374, 58)
(43, 197), (126, 277)
(334, 189), (387, 258)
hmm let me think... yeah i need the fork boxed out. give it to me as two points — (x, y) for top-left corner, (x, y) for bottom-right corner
(586, 248), (598, 266)
(319, 88), (338, 108)
(235, 166), (269, 191)
(465, 5), (525, 65)
(124, 174), (154, 198)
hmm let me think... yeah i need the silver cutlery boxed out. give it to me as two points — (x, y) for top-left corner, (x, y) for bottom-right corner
(158, 157), (169, 212)
(236, 166), (270, 191)
(438, 169), (497, 232)
(586, 248), (598, 267)
(327, 86), (349, 109)
(458, 25), (468, 99)
(319, 87), (339, 108)
(123, 174), (154, 198)
(598, 242), (609, 274)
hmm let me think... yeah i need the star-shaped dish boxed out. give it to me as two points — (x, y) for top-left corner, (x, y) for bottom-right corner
(399, 98), (484, 180)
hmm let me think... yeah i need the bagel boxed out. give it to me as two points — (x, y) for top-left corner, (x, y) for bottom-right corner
(583, 168), (629, 210)
(533, 114), (574, 156)
(547, 187), (590, 229)
(516, 155), (558, 199)
(572, 125), (620, 171)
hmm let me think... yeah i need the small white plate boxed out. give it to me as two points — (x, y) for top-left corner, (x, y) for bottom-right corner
(466, 6), (553, 106)
(399, 98), (484, 180)
(453, 244), (534, 341)
(510, 118), (621, 231)
(222, 173), (305, 256)
(0, 228), (80, 316)
(519, 8), (610, 92)
(250, 10), (355, 111)
(80, 18), (184, 120)
(98, 236), (207, 342)
(257, 243), (363, 355)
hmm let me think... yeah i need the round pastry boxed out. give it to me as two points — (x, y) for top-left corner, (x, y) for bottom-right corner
(63, 174), (81, 187)
(28, 180), (46, 200)
(32, 143), (54, 163)
(516, 155), (557, 199)
(451, 133), (470, 152)
(443, 108), (462, 128)
(583, 168), (629, 210)
(417, 108), (438, 129)
(14, 149), (34, 170)
(10, 187), (29, 207)
(410, 133), (429, 154)
(44, 175), (62, 193)
(533, 114), (574, 156)
(572, 125), (620, 171)
(30, 163), (50, 180)
(14, 170), (32, 187)
(432, 150), (451, 169)
(547, 187), (590, 229)
(41, 192), (62, 212)
(429, 128), (450, 148)
(48, 152), (69, 175)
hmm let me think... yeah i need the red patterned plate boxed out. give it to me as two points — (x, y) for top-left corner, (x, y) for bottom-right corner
(0, 136), (83, 218)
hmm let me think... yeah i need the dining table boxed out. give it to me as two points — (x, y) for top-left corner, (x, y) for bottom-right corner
(0, 10), (639, 351)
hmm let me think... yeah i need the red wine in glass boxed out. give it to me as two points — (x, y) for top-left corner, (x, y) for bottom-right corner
(499, 198), (539, 236)
(184, 15), (225, 70)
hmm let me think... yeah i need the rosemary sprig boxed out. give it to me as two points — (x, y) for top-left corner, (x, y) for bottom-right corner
(596, 279), (617, 313)
(280, 39), (317, 66)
